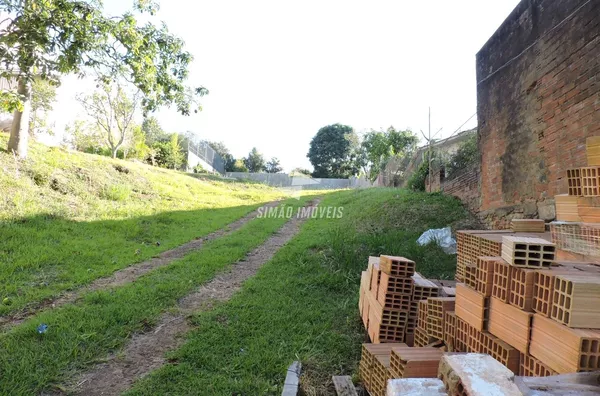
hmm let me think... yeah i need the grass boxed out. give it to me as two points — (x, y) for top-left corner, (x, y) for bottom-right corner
(0, 196), (312, 395)
(0, 134), (289, 315)
(126, 188), (476, 395)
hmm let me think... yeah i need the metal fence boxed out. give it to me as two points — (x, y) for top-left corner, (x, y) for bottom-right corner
(225, 172), (374, 190)
(188, 140), (225, 174)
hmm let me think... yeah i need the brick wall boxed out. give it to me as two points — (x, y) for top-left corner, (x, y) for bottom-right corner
(441, 165), (480, 212)
(477, 0), (600, 223)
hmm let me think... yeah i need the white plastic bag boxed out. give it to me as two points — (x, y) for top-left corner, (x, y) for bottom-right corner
(417, 226), (456, 254)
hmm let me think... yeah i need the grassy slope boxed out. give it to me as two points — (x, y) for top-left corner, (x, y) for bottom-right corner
(0, 134), (287, 316)
(0, 197), (312, 394)
(127, 188), (476, 396)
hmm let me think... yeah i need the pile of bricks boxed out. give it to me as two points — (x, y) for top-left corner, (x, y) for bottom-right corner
(359, 255), (422, 344)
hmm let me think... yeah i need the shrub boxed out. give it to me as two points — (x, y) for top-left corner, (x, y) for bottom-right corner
(446, 133), (478, 179)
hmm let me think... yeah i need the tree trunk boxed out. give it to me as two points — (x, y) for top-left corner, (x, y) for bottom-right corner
(7, 78), (32, 159)
(112, 148), (118, 158)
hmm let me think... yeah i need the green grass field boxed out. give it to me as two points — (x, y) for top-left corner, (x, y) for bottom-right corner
(127, 188), (475, 395)
(0, 134), (288, 316)
(0, 137), (477, 395)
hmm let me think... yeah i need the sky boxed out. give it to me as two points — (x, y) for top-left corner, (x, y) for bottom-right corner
(45, 0), (521, 171)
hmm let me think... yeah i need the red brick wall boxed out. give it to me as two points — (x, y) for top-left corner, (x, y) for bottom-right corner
(477, 0), (600, 220)
(441, 166), (480, 212)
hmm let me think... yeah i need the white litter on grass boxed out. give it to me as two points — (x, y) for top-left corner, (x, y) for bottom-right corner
(417, 227), (457, 254)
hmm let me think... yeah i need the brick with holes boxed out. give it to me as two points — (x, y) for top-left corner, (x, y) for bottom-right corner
(551, 273), (600, 328)
(530, 314), (600, 373)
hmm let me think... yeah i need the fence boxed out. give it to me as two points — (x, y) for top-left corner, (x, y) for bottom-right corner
(187, 141), (225, 174)
(225, 172), (374, 190)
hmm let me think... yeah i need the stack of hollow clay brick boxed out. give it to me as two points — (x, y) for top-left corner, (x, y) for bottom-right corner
(450, 206), (600, 382)
(553, 137), (600, 258)
(359, 255), (417, 344)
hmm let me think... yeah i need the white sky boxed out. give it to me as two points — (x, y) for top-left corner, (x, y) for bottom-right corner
(47, 0), (521, 171)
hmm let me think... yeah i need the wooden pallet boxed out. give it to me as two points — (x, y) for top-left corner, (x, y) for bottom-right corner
(379, 255), (415, 277)
(551, 273), (600, 328)
(530, 314), (600, 373)
(511, 219), (545, 233)
(509, 266), (535, 312)
(389, 346), (443, 378)
(519, 353), (557, 377)
(455, 283), (488, 331)
(501, 236), (555, 268)
(488, 297), (532, 355)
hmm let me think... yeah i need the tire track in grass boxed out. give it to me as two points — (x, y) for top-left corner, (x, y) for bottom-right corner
(63, 199), (320, 396)
(0, 200), (283, 332)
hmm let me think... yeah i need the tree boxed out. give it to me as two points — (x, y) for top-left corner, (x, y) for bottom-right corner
(63, 119), (104, 152)
(142, 116), (167, 145)
(265, 157), (282, 173)
(231, 159), (248, 172)
(1, 0), (208, 158)
(152, 133), (185, 169)
(360, 126), (419, 181)
(291, 167), (311, 176)
(243, 147), (265, 172)
(307, 123), (358, 178)
(208, 141), (236, 172)
(77, 82), (141, 158)
(29, 78), (57, 137)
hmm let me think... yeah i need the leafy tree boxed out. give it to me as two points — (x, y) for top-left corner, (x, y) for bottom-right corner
(361, 126), (418, 181)
(208, 140), (236, 172)
(29, 78), (57, 137)
(265, 157), (282, 173)
(307, 123), (358, 178)
(77, 82), (141, 158)
(445, 133), (478, 179)
(124, 125), (150, 160)
(142, 116), (167, 145)
(243, 147), (265, 173)
(0, 0), (208, 158)
(63, 119), (104, 152)
(290, 167), (311, 176)
(231, 159), (248, 172)
(152, 133), (185, 169)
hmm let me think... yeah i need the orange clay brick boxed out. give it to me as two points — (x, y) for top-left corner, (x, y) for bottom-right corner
(551, 274), (600, 329)
(412, 275), (440, 300)
(501, 236), (555, 268)
(464, 262), (477, 289)
(567, 168), (583, 196)
(580, 166), (600, 197)
(359, 343), (406, 392)
(509, 267), (535, 312)
(518, 353), (557, 377)
(533, 268), (579, 317)
(467, 324), (520, 373)
(511, 219), (545, 233)
(427, 297), (455, 340)
(443, 311), (457, 351)
(475, 256), (500, 297)
(379, 255), (415, 277)
(454, 315), (470, 353)
(389, 346), (443, 378)
(555, 194), (582, 222)
(492, 259), (511, 303)
(417, 299), (428, 330)
(371, 354), (392, 396)
(530, 314), (600, 373)
(370, 262), (381, 298)
(488, 297), (532, 354)
(455, 283), (488, 332)
(414, 325), (434, 348)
